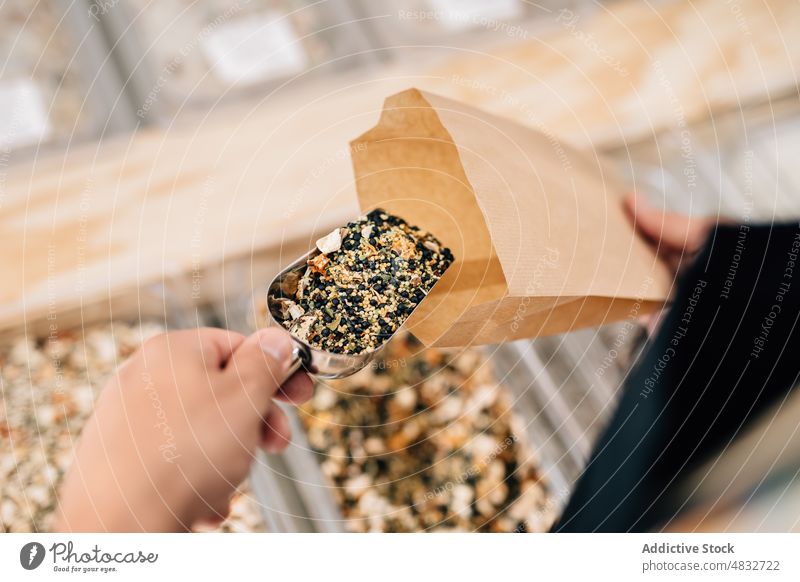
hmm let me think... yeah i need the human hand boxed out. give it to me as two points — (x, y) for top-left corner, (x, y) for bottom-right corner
(54, 327), (312, 532)
(625, 192), (715, 276)
(625, 193), (716, 335)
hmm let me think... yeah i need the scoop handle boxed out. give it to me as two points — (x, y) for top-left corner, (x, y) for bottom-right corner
(285, 340), (312, 378)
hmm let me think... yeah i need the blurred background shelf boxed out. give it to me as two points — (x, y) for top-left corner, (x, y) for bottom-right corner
(0, 0), (135, 162)
(5, 0), (800, 337)
(97, 0), (378, 126)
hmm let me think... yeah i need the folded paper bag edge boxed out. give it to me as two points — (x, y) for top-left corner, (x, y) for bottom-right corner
(416, 88), (672, 303)
(349, 87), (671, 347)
(432, 296), (665, 347)
(350, 87), (508, 347)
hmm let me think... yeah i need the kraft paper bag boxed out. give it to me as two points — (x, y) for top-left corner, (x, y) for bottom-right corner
(350, 88), (672, 347)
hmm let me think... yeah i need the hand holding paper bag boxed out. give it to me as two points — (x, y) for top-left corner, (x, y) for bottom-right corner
(350, 88), (672, 346)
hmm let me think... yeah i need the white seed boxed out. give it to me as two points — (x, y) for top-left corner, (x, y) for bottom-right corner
(290, 314), (315, 341)
(344, 474), (372, 498)
(423, 240), (440, 253)
(469, 434), (498, 460)
(394, 387), (417, 410)
(468, 384), (499, 411)
(312, 386), (337, 411)
(451, 484), (474, 517)
(364, 436), (385, 455)
(435, 395), (462, 423)
(287, 302), (305, 320)
(316, 228), (344, 254)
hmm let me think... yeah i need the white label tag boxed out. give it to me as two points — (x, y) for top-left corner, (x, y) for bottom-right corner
(201, 12), (308, 86)
(0, 79), (51, 149)
(426, 0), (522, 32)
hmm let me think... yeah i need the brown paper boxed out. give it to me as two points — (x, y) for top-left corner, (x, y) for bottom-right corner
(350, 88), (672, 347)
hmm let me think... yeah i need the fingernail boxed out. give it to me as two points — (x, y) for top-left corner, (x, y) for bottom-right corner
(259, 331), (293, 370)
(262, 439), (289, 455)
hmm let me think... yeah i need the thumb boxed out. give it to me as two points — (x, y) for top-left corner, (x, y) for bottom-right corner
(625, 193), (712, 254)
(224, 328), (295, 410)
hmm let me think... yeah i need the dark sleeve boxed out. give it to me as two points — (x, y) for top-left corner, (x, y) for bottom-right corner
(553, 221), (800, 532)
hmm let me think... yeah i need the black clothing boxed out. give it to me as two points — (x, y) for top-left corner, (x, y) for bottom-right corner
(554, 222), (800, 532)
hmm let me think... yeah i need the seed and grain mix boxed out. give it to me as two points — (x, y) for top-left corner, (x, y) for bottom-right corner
(299, 333), (557, 532)
(269, 209), (454, 354)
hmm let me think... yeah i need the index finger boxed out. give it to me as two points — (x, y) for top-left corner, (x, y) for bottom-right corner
(192, 327), (248, 370)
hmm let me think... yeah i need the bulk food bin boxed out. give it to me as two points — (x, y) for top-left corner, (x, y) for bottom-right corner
(0, 1), (135, 161)
(97, 0), (376, 125)
(0, 288), (268, 533)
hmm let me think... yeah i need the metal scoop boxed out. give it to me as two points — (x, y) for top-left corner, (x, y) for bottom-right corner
(265, 248), (440, 379)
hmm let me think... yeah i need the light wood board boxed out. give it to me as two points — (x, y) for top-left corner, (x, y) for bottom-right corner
(2, 0), (798, 333)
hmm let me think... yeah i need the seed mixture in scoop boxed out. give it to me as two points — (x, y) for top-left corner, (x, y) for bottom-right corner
(269, 209), (454, 355)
